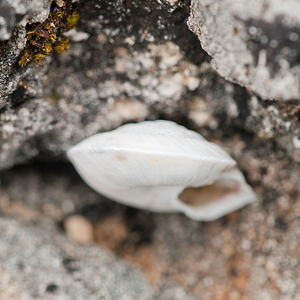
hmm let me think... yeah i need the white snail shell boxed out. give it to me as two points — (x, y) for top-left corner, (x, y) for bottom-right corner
(67, 120), (256, 221)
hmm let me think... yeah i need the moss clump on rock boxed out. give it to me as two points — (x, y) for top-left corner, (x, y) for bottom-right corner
(18, 0), (79, 67)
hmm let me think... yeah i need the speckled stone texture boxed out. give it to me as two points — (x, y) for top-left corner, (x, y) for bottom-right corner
(0, 160), (299, 299)
(0, 217), (154, 300)
(0, 0), (299, 299)
(188, 0), (300, 101)
(0, 0), (52, 99)
(0, 0), (52, 41)
(0, 0), (299, 170)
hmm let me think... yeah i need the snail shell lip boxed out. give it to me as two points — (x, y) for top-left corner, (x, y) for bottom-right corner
(67, 120), (256, 221)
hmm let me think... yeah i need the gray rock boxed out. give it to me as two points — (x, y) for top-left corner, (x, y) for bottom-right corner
(188, 0), (300, 101)
(0, 0), (298, 173)
(0, 0), (208, 170)
(0, 158), (300, 299)
(0, 27), (27, 99)
(0, 164), (198, 299)
(1, 30), (299, 169)
(0, 217), (153, 300)
(0, 0), (52, 41)
(0, 0), (52, 100)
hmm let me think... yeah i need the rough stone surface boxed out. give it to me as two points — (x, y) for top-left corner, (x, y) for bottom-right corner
(0, 0), (208, 170)
(0, 0), (299, 299)
(0, 0), (298, 171)
(0, 217), (153, 300)
(0, 159), (299, 299)
(0, 0), (52, 100)
(188, 0), (300, 101)
(0, 0), (52, 41)
(1, 0), (299, 170)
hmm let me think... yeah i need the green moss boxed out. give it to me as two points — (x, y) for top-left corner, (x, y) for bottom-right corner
(54, 36), (70, 54)
(33, 53), (46, 64)
(18, 0), (80, 67)
(66, 11), (80, 29)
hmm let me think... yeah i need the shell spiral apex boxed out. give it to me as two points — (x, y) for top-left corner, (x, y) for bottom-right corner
(67, 120), (256, 221)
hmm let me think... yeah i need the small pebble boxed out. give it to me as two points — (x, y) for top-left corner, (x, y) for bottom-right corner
(64, 215), (94, 244)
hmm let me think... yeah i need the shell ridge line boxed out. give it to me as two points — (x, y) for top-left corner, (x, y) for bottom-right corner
(68, 146), (236, 165)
